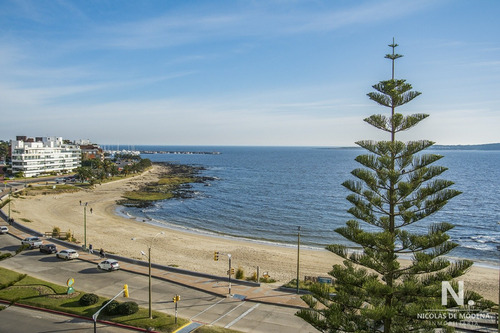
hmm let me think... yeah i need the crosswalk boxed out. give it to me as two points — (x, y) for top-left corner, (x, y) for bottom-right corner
(185, 296), (261, 331)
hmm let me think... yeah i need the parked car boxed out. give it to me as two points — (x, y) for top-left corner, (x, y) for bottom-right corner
(97, 259), (120, 271)
(39, 243), (58, 254)
(56, 249), (79, 260)
(0, 226), (8, 234)
(21, 237), (43, 248)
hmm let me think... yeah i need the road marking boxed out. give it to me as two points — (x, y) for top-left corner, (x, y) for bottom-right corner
(224, 303), (260, 328)
(190, 298), (225, 321)
(210, 301), (247, 325)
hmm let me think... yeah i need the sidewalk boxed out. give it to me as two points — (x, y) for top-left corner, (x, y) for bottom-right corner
(5, 222), (308, 309)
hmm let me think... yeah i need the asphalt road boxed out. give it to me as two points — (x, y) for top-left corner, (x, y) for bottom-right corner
(0, 233), (319, 333)
(0, 305), (135, 333)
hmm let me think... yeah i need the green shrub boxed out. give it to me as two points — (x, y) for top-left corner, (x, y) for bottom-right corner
(235, 267), (244, 280)
(102, 299), (120, 315)
(0, 253), (12, 260)
(79, 293), (99, 306)
(247, 272), (258, 282)
(65, 230), (75, 242)
(259, 276), (276, 283)
(16, 244), (30, 254)
(52, 227), (61, 238)
(117, 301), (139, 315)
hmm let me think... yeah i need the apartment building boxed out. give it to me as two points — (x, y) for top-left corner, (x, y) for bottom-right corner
(10, 136), (81, 177)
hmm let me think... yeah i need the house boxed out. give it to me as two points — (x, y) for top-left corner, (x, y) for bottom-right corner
(79, 144), (104, 161)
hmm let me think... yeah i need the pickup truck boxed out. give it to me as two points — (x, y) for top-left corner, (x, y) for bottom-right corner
(21, 237), (43, 248)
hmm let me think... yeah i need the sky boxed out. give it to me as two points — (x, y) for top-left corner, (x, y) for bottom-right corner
(1, 0), (499, 147)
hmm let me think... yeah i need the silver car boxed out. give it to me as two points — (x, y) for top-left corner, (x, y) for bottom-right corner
(97, 259), (120, 271)
(21, 237), (43, 248)
(56, 249), (79, 260)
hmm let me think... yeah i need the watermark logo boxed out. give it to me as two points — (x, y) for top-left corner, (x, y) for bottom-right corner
(415, 280), (496, 329)
(441, 281), (475, 307)
(442, 281), (463, 306)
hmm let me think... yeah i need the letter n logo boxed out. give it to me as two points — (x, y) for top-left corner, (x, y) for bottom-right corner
(441, 281), (464, 306)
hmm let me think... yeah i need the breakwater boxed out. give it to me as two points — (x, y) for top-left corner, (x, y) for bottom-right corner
(140, 150), (221, 155)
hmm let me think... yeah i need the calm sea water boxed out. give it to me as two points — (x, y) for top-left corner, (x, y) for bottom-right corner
(120, 146), (500, 265)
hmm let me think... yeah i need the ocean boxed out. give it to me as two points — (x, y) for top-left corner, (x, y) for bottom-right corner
(119, 146), (500, 265)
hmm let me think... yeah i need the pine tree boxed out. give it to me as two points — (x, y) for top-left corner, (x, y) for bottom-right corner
(297, 40), (481, 332)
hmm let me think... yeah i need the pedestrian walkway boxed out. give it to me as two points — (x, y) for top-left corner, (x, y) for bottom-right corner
(6, 223), (308, 310)
(78, 251), (307, 309)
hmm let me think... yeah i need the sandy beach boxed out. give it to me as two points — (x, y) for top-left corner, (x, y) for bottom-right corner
(6, 164), (499, 303)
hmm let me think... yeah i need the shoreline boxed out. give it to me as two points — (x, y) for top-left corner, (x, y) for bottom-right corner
(118, 200), (500, 270)
(121, 206), (500, 270)
(6, 163), (499, 303)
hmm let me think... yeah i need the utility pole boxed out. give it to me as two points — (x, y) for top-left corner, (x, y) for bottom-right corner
(139, 231), (164, 319)
(148, 246), (152, 318)
(228, 253), (232, 296)
(8, 188), (12, 221)
(83, 205), (87, 250)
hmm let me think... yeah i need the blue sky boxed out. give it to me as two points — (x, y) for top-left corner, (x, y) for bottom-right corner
(1, 0), (499, 146)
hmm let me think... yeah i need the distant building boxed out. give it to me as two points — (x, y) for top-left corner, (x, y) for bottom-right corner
(10, 136), (81, 177)
(80, 144), (104, 161)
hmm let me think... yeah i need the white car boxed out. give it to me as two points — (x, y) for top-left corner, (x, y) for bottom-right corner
(0, 226), (8, 234)
(21, 237), (43, 248)
(97, 259), (120, 271)
(56, 249), (79, 260)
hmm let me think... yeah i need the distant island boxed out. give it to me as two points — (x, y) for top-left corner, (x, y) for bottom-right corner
(328, 143), (500, 151)
(431, 143), (500, 151)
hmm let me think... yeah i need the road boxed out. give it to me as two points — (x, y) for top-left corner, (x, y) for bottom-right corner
(0, 305), (135, 333)
(0, 233), (319, 333)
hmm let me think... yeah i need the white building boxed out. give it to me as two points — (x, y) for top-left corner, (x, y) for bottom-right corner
(11, 136), (81, 177)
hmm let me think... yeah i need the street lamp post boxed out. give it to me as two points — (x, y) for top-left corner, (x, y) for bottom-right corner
(83, 205), (87, 250)
(140, 231), (165, 319)
(8, 188), (11, 222)
(228, 253), (232, 296)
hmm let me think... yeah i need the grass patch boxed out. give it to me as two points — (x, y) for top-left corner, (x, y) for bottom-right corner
(283, 279), (335, 293)
(117, 164), (206, 208)
(0, 268), (22, 286)
(19, 218), (32, 223)
(195, 326), (242, 333)
(122, 191), (174, 201)
(157, 176), (196, 186)
(0, 199), (11, 209)
(105, 309), (188, 331)
(0, 267), (239, 332)
(18, 185), (80, 196)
